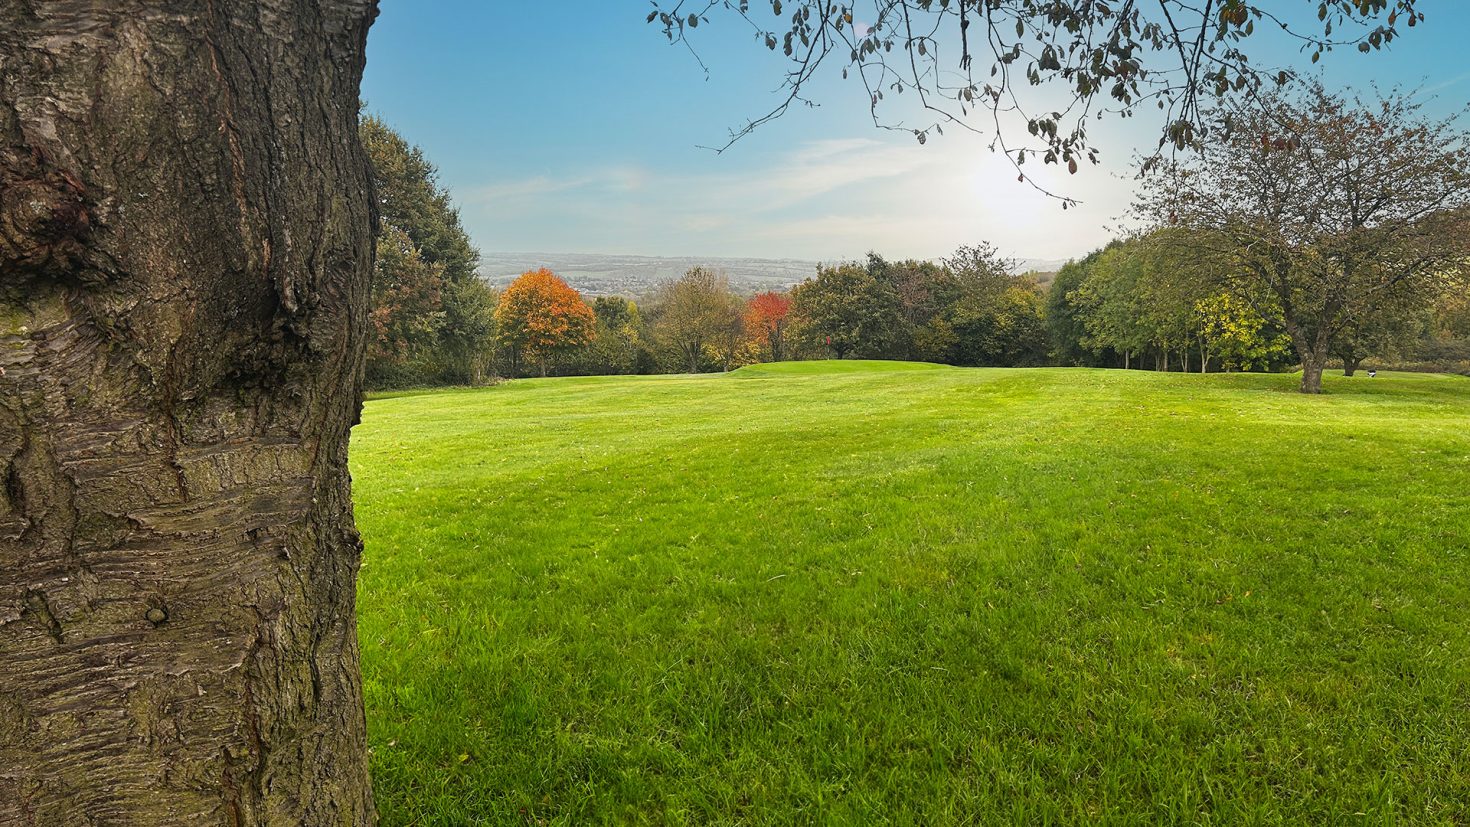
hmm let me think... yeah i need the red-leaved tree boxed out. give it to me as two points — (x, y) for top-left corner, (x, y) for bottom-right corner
(745, 291), (792, 362)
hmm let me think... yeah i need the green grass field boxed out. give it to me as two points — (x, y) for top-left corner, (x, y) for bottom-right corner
(352, 363), (1470, 825)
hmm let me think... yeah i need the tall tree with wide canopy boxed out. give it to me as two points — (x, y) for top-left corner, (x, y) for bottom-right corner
(1135, 85), (1470, 392)
(0, 1), (378, 822)
(361, 114), (492, 387)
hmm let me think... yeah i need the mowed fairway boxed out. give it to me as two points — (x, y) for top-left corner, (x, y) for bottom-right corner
(352, 363), (1470, 825)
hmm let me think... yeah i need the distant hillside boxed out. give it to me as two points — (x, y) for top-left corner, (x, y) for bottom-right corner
(478, 252), (819, 297)
(1013, 258), (1070, 275)
(479, 252), (1075, 297)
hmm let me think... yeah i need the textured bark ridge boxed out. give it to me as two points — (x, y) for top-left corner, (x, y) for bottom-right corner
(0, 1), (379, 823)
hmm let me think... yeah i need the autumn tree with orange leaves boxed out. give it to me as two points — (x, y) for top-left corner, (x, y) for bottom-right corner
(745, 292), (793, 362)
(495, 268), (596, 377)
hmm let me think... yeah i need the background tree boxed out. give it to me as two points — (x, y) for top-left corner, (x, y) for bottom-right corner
(1431, 284), (1470, 341)
(1195, 292), (1293, 373)
(949, 281), (1050, 367)
(0, 2), (377, 821)
(1045, 252), (1110, 366)
(495, 269), (596, 377)
(361, 114), (491, 385)
(790, 262), (903, 359)
(745, 291), (793, 362)
(564, 297), (652, 376)
(866, 254), (956, 360)
(649, 267), (744, 373)
(1330, 295), (1427, 376)
(946, 244), (1014, 296)
(361, 114), (478, 284)
(367, 226), (446, 386)
(1069, 243), (1156, 368)
(439, 277), (500, 385)
(1132, 232), (1213, 371)
(712, 299), (754, 371)
(1408, 282), (1470, 374)
(1138, 85), (1470, 392)
(593, 295), (638, 331)
(1054, 231), (1307, 374)
(942, 244), (1048, 366)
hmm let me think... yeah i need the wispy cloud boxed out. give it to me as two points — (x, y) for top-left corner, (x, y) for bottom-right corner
(469, 138), (922, 215)
(468, 166), (647, 203)
(1421, 71), (1470, 96)
(459, 135), (1129, 261)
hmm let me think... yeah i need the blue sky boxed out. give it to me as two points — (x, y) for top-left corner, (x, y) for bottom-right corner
(361, 2), (1470, 263)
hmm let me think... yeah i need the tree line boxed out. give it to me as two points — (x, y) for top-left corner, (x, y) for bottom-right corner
(364, 84), (1469, 390)
(375, 248), (1055, 382)
(471, 232), (1466, 382)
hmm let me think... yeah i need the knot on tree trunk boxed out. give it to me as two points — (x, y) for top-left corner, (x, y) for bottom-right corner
(0, 148), (93, 283)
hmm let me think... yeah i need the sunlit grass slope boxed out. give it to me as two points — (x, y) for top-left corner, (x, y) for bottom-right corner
(732, 358), (952, 375)
(352, 363), (1470, 825)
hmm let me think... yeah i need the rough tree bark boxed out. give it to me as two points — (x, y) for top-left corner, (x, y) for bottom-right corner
(1294, 333), (1329, 394)
(1, 1), (379, 823)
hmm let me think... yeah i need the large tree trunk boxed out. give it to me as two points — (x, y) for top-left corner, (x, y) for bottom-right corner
(0, 2), (379, 824)
(1296, 337), (1328, 393)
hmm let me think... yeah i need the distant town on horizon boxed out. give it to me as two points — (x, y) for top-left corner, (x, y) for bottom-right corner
(479, 250), (1071, 297)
